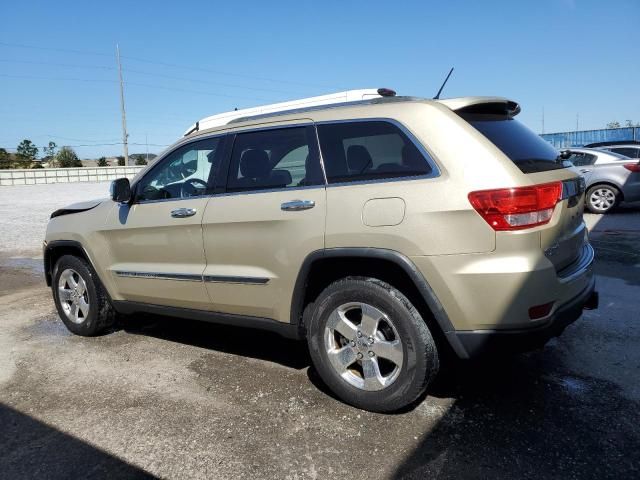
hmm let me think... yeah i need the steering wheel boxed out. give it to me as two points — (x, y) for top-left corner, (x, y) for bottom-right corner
(180, 178), (208, 198)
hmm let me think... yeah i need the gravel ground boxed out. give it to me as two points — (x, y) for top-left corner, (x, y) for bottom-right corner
(0, 183), (639, 479)
(0, 182), (110, 256)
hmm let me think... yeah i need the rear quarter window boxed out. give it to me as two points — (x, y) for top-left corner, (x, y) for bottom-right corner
(316, 121), (433, 184)
(462, 114), (567, 173)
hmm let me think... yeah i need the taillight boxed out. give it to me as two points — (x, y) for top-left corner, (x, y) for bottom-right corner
(468, 182), (563, 231)
(623, 163), (640, 173)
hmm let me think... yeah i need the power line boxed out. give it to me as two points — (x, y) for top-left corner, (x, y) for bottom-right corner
(0, 41), (111, 57)
(0, 41), (344, 90)
(0, 58), (114, 70)
(0, 59), (310, 95)
(0, 73), (271, 101)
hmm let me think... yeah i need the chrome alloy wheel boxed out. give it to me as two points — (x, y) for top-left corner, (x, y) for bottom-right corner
(58, 268), (90, 324)
(324, 302), (404, 391)
(589, 187), (616, 211)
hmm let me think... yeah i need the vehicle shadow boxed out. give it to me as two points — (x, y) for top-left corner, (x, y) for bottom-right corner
(120, 314), (311, 370)
(0, 402), (155, 479)
(391, 351), (640, 479)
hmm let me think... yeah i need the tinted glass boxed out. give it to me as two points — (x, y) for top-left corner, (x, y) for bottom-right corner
(227, 126), (322, 192)
(611, 147), (639, 159)
(136, 137), (223, 202)
(568, 153), (596, 167)
(463, 115), (568, 173)
(317, 121), (432, 183)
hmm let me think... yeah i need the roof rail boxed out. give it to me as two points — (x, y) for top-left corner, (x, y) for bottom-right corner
(183, 88), (394, 136)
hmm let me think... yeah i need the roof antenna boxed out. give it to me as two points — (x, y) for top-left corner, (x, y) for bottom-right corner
(433, 67), (454, 100)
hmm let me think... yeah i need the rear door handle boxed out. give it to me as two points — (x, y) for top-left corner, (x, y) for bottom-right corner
(171, 208), (197, 218)
(281, 200), (315, 211)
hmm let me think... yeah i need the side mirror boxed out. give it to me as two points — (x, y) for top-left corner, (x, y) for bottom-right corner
(110, 178), (131, 203)
(559, 150), (572, 160)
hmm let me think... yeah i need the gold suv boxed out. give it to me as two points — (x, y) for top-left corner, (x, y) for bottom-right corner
(44, 93), (598, 412)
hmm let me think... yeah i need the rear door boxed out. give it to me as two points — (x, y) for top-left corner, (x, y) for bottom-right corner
(201, 123), (326, 323)
(103, 135), (226, 309)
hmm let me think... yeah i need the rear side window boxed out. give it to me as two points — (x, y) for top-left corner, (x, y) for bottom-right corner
(462, 114), (567, 173)
(610, 147), (639, 159)
(568, 153), (597, 167)
(226, 126), (323, 192)
(317, 121), (433, 184)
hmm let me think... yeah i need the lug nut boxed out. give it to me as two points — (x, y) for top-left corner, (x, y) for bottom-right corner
(357, 331), (362, 337)
(368, 336), (374, 344)
(350, 341), (356, 347)
(356, 352), (363, 359)
(368, 351), (375, 357)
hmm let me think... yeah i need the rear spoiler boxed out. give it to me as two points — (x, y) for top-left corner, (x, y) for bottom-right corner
(437, 97), (521, 117)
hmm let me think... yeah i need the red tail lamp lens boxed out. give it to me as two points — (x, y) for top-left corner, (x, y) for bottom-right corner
(468, 182), (563, 231)
(623, 163), (640, 173)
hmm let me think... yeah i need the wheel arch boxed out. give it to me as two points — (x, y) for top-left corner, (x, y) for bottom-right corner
(290, 248), (467, 357)
(44, 240), (99, 287)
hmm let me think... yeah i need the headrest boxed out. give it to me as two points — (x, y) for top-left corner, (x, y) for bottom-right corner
(240, 149), (270, 178)
(269, 169), (292, 187)
(346, 145), (372, 173)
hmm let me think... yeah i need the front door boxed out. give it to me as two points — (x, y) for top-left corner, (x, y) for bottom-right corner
(201, 123), (326, 323)
(103, 135), (226, 309)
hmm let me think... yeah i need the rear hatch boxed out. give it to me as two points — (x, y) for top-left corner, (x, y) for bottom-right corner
(454, 100), (586, 272)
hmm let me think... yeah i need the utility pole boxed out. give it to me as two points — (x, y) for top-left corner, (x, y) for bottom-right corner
(145, 133), (149, 163)
(576, 113), (579, 131)
(542, 106), (545, 134)
(116, 44), (130, 166)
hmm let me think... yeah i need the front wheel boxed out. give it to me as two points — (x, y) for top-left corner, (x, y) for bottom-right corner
(306, 277), (439, 412)
(52, 255), (116, 336)
(586, 184), (620, 213)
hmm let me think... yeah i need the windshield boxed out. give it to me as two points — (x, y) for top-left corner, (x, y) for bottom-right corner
(462, 114), (568, 173)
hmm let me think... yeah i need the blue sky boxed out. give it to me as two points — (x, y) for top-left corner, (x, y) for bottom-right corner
(1, 0), (638, 158)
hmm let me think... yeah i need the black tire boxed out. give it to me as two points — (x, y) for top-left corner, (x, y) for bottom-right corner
(306, 277), (439, 412)
(586, 184), (620, 214)
(52, 255), (116, 336)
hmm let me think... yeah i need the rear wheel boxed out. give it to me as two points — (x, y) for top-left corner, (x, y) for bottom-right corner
(52, 255), (116, 336)
(306, 277), (439, 412)
(586, 184), (620, 213)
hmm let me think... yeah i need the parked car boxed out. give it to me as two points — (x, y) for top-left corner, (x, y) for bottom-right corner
(43, 91), (598, 412)
(584, 141), (640, 159)
(564, 147), (640, 213)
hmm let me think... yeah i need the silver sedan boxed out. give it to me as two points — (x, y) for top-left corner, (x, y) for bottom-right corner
(565, 148), (640, 213)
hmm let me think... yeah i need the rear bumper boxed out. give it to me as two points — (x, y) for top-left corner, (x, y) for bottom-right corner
(447, 276), (598, 358)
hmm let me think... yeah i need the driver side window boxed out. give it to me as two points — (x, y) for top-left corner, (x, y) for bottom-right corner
(136, 137), (223, 202)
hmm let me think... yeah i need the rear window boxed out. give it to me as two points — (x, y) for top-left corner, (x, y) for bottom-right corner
(610, 147), (639, 159)
(317, 121), (433, 184)
(462, 114), (568, 173)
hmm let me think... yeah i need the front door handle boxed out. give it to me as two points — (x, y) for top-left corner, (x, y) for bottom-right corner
(171, 208), (197, 218)
(580, 169), (591, 174)
(281, 200), (316, 211)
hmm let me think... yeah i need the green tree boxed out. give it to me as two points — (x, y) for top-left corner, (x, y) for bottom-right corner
(16, 139), (38, 160)
(133, 154), (147, 165)
(606, 121), (621, 129)
(624, 120), (640, 127)
(42, 141), (58, 167)
(55, 147), (82, 168)
(116, 155), (125, 166)
(0, 148), (10, 169)
(97, 156), (108, 167)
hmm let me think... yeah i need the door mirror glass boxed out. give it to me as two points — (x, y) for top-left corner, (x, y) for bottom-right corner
(110, 177), (131, 203)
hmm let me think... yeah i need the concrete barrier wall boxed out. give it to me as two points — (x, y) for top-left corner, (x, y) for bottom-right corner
(0, 166), (144, 186)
